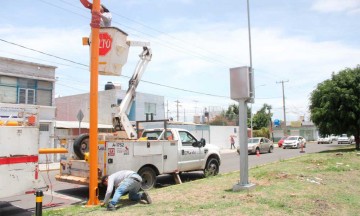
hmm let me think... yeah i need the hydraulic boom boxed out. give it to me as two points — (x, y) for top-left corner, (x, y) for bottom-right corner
(112, 43), (152, 139)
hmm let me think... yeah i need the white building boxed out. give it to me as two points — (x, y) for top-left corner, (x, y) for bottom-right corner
(55, 83), (166, 135)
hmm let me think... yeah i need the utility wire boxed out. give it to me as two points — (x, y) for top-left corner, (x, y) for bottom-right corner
(0, 38), (88, 67)
(0, 38), (230, 98)
(39, 0), (239, 67)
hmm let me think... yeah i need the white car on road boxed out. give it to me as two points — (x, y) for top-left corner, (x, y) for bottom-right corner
(283, 136), (306, 149)
(317, 136), (332, 144)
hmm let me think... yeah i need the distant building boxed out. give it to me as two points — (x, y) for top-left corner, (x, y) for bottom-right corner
(55, 83), (166, 135)
(272, 120), (318, 141)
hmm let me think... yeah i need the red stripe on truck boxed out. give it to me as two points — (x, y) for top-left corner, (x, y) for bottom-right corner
(0, 155), (38, 165)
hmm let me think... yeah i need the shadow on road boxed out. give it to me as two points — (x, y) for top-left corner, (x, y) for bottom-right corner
(0, 201), (32, 216)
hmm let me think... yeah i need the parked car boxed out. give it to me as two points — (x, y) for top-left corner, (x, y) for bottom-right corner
(237, 137), (274, 155)
(338, 134), (352, 144)
(277, 136), (288, 148)
(283, 136), (306, 149)
(317, 136), (332, 144)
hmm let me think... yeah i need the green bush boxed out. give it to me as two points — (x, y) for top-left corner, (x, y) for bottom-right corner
(253, 127), (270, 138)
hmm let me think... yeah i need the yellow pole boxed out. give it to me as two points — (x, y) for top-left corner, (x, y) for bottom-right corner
(38, 148), (68, 154)
(88, 0), (100, 206)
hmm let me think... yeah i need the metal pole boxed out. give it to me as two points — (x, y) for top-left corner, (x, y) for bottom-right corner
(88, 0), (100, 206)
(247, 0), (253, 138)
(250, 103), (253, 137)
(233, 100), (255, 191)
(35, 190), (43, 216)
(239, 100), (248, 185)
(247, 0), (253, 69)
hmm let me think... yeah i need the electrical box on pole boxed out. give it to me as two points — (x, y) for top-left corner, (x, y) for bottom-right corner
(230, 66), (254, 102)
(229, 66), (256, 191)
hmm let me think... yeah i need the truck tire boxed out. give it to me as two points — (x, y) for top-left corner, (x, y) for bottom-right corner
(138, 167), (157, 190)
(204, 157), (219, 177)
(73, 134), (89, 160)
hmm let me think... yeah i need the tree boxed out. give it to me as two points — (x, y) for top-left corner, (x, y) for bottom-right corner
(209, 115), (231, 126)
(309, 66), (360, 150)
(252, 104), (272, 130)
(224, 104), (239, 125)
(210, 103), (251, 126)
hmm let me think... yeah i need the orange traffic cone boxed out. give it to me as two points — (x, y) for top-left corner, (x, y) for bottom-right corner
(256, 149), (260, 157)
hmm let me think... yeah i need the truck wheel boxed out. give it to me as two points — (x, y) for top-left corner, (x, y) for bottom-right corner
(138, 167), (156, 190)
(204, 157), (219, 177)
(73, 134), (89, 160)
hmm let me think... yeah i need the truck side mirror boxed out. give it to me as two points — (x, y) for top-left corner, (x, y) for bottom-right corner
(200, 138), (206, 147)
(192, 138), (206, 148)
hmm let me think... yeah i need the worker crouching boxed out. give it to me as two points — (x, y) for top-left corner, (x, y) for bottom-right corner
(100, 170), (152, 211)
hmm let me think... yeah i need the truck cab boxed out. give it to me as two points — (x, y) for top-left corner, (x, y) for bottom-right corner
(141, 128), (221, 175)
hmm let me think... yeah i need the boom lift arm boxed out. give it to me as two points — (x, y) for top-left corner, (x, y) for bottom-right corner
(112, 43), (152, 139)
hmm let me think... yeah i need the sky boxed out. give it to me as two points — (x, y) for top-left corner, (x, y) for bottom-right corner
(1, 0), (359, 123)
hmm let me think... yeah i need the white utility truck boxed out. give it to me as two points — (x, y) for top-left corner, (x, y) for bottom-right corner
(55, 27), (221, 189)
(0, 104), (47, 198)
(56, 126), (221, 189)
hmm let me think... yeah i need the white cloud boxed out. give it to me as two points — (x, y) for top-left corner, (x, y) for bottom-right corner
(311, 0), (360, 13)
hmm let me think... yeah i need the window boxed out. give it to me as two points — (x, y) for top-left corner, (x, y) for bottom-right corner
(144, 102), (156, 115)
(18, 88), (35, 104)
(179, 131), (197, 146)
(0, 76), (53, 106)
(37, 81), (53, 106)
(39, 124), (49, 131)
(164, 131), (174, 140)
(0, 76), (17, 103)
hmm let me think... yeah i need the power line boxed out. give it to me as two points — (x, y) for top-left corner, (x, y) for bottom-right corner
(0, 38), (230, 99)
(0, 38), (88, 67)
(39, 0), (239, 67)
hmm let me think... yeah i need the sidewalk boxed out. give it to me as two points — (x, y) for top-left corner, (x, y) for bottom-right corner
(220, 148), (237, 154)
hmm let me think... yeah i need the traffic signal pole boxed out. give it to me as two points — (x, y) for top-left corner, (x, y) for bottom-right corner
(88, 0), (100, 206)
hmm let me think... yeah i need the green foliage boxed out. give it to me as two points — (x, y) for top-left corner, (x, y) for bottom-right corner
(210, 103), (273, 128)
(252, 104), (272, 130)
(253, 127), (270, 138)
(309, 66), (360, 149)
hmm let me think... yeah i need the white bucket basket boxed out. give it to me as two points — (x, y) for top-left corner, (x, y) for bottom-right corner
(94, 27), (130, 76)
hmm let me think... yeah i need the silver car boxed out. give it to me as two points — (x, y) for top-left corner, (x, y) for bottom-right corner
(283, 136), (306, 149)
(237, 137), (274, 155)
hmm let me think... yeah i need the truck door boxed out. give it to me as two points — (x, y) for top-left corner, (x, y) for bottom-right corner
(178, 131), (202, 171)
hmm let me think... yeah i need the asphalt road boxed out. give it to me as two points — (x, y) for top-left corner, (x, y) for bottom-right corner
(0, 141), (344, 216)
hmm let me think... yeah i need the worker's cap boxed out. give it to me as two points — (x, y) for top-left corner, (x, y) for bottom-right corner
(101, 4), (110, 12)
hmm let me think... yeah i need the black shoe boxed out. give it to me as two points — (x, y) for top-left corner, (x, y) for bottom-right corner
(107, 203), (116, 211)
(141, 191), (152, 204)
